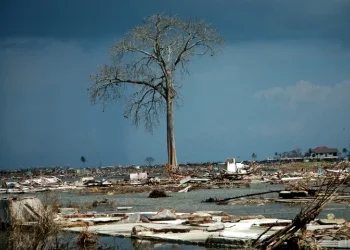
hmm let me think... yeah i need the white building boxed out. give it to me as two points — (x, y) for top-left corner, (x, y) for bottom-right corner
(310, 146), (338, 160)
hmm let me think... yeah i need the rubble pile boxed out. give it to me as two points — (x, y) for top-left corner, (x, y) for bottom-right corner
(59, 208), (349, 249)
(2, 195), (349, 249)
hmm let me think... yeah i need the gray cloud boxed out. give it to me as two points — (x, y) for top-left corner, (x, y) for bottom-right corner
(254, 80), (350, 110)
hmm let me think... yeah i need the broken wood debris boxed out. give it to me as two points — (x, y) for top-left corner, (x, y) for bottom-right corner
(254, 161), (350, 250)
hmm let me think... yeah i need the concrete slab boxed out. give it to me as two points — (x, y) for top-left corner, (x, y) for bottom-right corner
(70, 217), (122, 223)
(62, 214), (346, 248)
(0, 197), (44, 225)
(219, 230), (270, 240)
(151, 220), (187, 225)
(64, 222), (195, 237)
(135, 230), (217, 245)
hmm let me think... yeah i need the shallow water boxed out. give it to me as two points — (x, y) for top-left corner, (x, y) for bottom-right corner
(1, 183), (349, 219)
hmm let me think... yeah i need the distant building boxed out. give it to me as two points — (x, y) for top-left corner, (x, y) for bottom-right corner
(310, 146), (338, 160)
(129, 172), (147, 181)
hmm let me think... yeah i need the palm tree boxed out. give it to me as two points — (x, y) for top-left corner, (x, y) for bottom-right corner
(252, 153), (257, 161)
(80, 156), (86, 167)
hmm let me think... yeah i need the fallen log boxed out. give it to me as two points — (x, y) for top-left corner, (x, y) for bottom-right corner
(202, 190), (283, 203)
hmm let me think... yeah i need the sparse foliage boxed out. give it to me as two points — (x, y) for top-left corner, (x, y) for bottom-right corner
(89, 14), (223, 170)
(145, 156), (155, 166)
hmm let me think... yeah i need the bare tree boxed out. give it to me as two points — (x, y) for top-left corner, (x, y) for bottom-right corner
(295, 147), (302, 157)
(145, 156), (155, 166)
(89, 14), (223, 171)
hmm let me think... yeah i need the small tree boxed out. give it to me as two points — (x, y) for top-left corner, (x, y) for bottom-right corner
(342, 148), (348, 158)
(145, 156), (155, 166)
(252, 153), (257, 161)
(89, 14), (223, 172)
(274, 152), (278, 159)
(80, 156), (86, 167)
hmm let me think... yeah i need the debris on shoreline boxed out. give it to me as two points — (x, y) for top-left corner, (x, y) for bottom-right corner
(57, 208), (349, 249)
(1, 161), (349, 249)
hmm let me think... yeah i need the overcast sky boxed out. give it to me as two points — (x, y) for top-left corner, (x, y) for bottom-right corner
(1, 0), (350, 169)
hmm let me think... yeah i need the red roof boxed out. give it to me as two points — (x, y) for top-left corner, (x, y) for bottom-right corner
(314, 146), (329, 151)
(311, 146), (338, 154)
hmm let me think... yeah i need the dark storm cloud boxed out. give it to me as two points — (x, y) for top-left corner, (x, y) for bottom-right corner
(1, 0), (349, 44)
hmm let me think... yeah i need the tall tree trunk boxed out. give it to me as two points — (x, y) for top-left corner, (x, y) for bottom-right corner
(166, 98), (177, 170)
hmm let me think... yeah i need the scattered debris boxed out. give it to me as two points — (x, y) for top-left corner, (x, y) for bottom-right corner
(207, 224), (225, 232)
(254, 162), (350, 250)
(2, 161), (349, 249)
(178, 185), (192, 193)
(318, 214), (346, 225)
(118, 213), (141, 223)
(150, 209), (177, 221)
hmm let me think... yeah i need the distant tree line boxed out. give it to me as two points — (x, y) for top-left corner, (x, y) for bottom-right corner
(274, 147), (303, 159)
